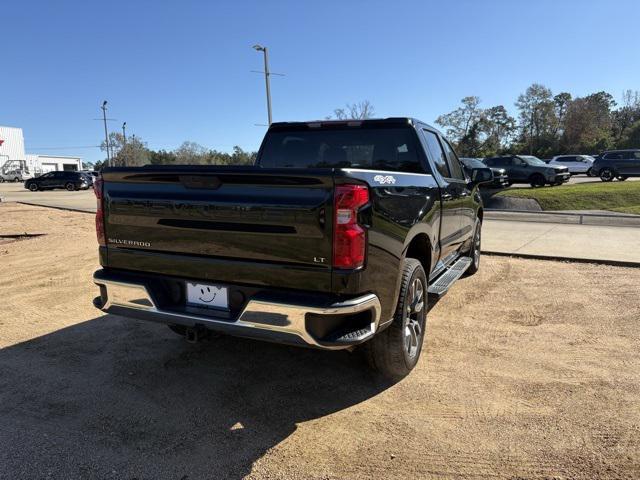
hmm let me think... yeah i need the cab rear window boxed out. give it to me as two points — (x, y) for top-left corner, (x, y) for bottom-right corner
(258, 127), (426, 173)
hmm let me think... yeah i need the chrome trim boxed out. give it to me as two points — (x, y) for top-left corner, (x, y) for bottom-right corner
(94, 275), (381, 350)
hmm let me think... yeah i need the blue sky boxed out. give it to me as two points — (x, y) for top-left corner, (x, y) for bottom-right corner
(3, 0), (639, 164)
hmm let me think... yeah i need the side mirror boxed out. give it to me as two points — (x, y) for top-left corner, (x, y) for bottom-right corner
(469, 167), (493, 187)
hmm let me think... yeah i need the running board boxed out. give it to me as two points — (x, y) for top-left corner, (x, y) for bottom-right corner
(427, 256), (472, 297)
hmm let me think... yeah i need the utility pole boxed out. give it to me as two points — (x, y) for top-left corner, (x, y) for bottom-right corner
(101, 101), (111, 166)
(252, 44), (279, 126)
(122, 122), (127, 143)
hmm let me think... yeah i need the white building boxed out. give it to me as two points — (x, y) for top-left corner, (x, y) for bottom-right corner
(0, 125), (82, 175)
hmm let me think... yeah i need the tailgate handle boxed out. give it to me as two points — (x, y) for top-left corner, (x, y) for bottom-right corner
(179, 175), (222, 189)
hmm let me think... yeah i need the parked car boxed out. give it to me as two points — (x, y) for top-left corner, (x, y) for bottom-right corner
(460, 157), (508, 187)
(92, 117), (493, 378)
(0, 169), (34, 183)
(591, 149), (640, 182)
(79, 170), (98, 186)
(24, 171), (91, 191)
(484, 155), (570, 187)
(548, 155), (595, 175)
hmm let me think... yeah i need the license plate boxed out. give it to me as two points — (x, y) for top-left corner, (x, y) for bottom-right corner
(186, 282), (228, 309)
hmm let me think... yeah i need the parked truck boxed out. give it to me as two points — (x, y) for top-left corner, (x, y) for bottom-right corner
(92, 118), (492, 377)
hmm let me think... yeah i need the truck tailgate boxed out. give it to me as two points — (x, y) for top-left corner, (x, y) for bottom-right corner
(101, 167), (334, 290)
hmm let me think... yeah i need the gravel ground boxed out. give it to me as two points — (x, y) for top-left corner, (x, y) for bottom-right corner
(1, 203), (639, 479)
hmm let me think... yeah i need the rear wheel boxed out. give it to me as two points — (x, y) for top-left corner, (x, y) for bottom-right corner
(28, 183), (39, 192)
(599, 168), (615, 182)
(65, 182), (76, 191)
(364, 258), (427, 379)
(0, 177), (4, 183)
(13, 177), (20, 182)
(530, 174), (546, 188)
(586, 168), (594, 177)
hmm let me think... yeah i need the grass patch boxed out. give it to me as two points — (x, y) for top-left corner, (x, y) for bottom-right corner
(496, 181), (640, 214)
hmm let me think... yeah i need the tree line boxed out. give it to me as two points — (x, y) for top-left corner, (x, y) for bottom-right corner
(94, 133), (257, 170)
(435, 85), (640, 158)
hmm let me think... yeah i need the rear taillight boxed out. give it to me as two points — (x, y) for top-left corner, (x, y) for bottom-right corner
(333, 184), (369, 269)
(93, 176), (106, 246)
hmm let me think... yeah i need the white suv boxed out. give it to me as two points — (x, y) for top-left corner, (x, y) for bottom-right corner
(548, 155), (595, 175)
(0, 169), (34, 183)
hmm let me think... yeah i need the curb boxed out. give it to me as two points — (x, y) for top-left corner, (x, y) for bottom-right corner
(16, 201), (95, 215)
(483, 250), (640, 268)
(485, 209), (640, 227)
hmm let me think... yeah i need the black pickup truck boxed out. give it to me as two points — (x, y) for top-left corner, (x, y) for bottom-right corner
(92, 118), (492, 377)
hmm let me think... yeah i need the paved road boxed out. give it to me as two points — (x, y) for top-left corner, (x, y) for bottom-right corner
(2, 182), (639, 265)
(0, 182), (95, 212)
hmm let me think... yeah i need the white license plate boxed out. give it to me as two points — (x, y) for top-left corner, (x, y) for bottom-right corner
(186, 282), (228, 309)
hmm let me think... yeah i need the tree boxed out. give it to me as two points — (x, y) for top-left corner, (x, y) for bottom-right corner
(514, 84), (558, 156)
(479, 105), (516, 156)
(612, 90), (640, 143)
(561, 91), (615, 153)
(435, 96), (483, 144)
(174, 141), (208, 164)
(619, 120), (640, 149)
(100, 132), (150, 166)
(332, 100), (375, 120)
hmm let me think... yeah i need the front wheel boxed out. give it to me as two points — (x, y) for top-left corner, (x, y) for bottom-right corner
(363, 258), (427, 379)
(530, 174), (546, 188)
(0, 177), (4, 183)
(600, 168), (615, 182)
(465, 220), (482, 276)
(28, 183), (39, 192)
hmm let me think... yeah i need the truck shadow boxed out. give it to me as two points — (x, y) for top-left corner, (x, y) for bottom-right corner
(0, 314), (397, 479)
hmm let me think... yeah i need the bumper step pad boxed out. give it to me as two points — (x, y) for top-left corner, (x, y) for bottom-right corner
(427, 256), (472, 297)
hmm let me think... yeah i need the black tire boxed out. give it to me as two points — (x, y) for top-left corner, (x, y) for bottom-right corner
(617, 175), (628, 181)
(28, 183), (38, 192)
(600, 168), (615, 182)
(65, 182), (76, 191)
(13, 177), (20, 183)
(529, 174), (546, 188)
(364, 258), (427, 379)
(0, 177), (4, 183)
(586, 168), (593, 177)
(465, 220), (482, 276)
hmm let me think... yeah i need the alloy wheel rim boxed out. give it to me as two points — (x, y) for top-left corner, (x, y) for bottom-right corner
(474, 228), (481, 267)
(602, 170), (613, 180)
(404, 277), (425, 359)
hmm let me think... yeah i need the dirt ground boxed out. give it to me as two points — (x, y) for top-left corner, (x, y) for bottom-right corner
(0, 202), (639, 480)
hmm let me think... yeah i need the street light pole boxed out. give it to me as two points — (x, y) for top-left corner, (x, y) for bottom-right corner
(101, 101), (111, 166)
(253, 44), (272, 125)
(122, 122), (127, 143)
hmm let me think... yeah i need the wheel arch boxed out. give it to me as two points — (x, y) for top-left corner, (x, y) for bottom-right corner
(404, 232), (432, 279)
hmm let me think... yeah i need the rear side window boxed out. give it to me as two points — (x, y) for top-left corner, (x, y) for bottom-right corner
(421, 130), (450, 178)
(604, 152), (623, 160)
(441, 139), (465, 180)
(259, 127), (424, 173)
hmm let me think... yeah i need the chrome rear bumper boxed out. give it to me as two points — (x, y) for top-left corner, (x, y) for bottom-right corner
(93, 271), (381, 350)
